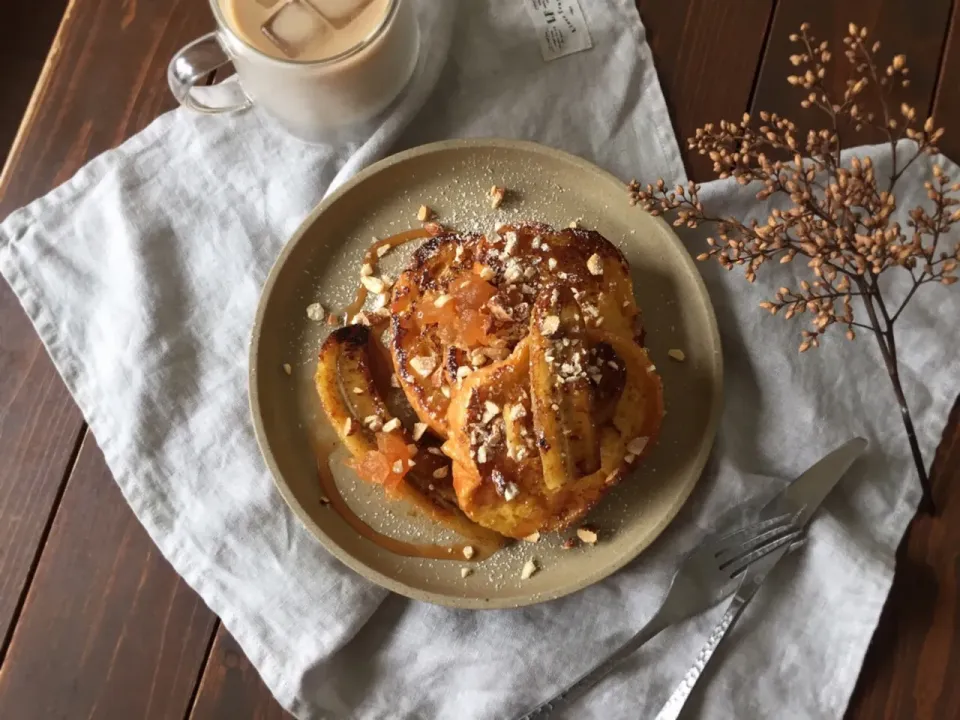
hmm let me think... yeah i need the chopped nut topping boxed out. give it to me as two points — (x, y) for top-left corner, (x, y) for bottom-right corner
(392, 460), (404, 474)
(364, 415), (383, 431)
(434, 293), (452, 307)
(586, 254), (603, 276)
(489, 185), (506, 209)
(371, 293), (389, 311)
(520, 559), (539, 579)
(412, 422), (428, 441)
(427, 446), (444, 455)
(306, 302), (325, 321)
(507, 403), (527, 421)
(523, 532), (541, 543)
(624, 453), (636, 464)
(407, 459), (416, 467)
(547, 257), (558, 270)
(478, 265), (496, 281)
(462, 545), (476, 560)
(568, 220), (580, 229)
(456, 365), (473, 380)
(503, 260), (523, 284)
(410, 355), (437, 377)
(441, 385), (451, 398)
(461, 567), (473, 578)
(504, 231), (519, 255)
(282, 363), (292, 375)
(481, 400), (501, 424)
(390, 373), (401, 388)
(360, 275), (385, 293)
(376, 244), (390, 258)
(432, 466), (449, 479)
(503, 482), (519, 501)
(626, 436), (649, 455)
(540, 315), (560, 336)
(576, 527), (599, 544)
(382, 418), (401, 433)
(668, 348), (686, 362)
(343, 418), (353, 435)
(477, 446), (488, 463)
(470, 349), (489, 367)
(319, 495), (330, 506)
(351, 312), (371, 326)
(360, 263), (374, 277)
(417, 205), (433, 222)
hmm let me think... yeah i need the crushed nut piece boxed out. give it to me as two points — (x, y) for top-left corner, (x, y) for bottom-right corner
(547, 257), (558, 270)
(360, 275), (385, 293)
(569, 219), (580, 229)
(417, 205), (433, 222)
(392, 460), (404, 474)
(319, 495), (330, 506)
(624, 453), (636, 464)
(461, 567), (473, 578)
(351, 311), (371, 327)
(668, 348), (686, 362)
(576, 527), (599, 544)
(456, 366), (473, 380)
(520, 559), (539, 580)
(478, 265), (496, 281)
(503, 482), (519, 501)
(390, 374), (401, 388)
(360, 263), (374, 277)
(376, 243), (390, 258)
(343, 418), (353, 435)
(504, 231), (519, 255)
(441, 385), (451, 398)
(410, 355), (437, 377)
(282, 363), (292, 375)
(489, 185), (506, 209)
(477, 446), (488, 463)
(626, 436), (649, 455)
(427, 446), (444, 455)
(462, 545), (476, 560)
(586, 253), (603, 276)
(413, 422), (428, 441)
(481, 400), (501, 424)
(371, 293), (389, 311)
(523, 532), (541, 543)
(306, 302), (325, 321)
(382, 418), (401, 433)
(432, 466), (449, 479)
(540, 315), (560, 336)
(434, 293), (452, 307)
(351, 387), (364, 395)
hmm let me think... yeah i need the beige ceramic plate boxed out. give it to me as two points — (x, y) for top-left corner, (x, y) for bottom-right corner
(250, 139), (722, 609)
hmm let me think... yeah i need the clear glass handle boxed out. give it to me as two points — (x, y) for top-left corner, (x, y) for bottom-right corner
(167, 31), (252, 114)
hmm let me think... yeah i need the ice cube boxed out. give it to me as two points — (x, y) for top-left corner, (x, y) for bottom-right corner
(306, 0), (372, 26)
(261, 0), (333, 59)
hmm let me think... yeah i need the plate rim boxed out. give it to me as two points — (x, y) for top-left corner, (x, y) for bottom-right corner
(249, 138), (724, 609)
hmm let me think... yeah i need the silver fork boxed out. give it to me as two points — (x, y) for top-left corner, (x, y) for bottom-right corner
(515, 512), (803, 720)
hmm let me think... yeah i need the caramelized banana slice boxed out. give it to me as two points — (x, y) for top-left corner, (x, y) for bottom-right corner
(529, 287), (601, 490)
(316, 325), (505, 547)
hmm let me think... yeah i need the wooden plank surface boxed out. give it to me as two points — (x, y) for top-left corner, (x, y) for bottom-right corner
(0, 0), (222, 716)
(190, 627), (292, 720)
(0, 434), (218, 720)
(0, 0), (69, 166)
(639, 0), (776, 182)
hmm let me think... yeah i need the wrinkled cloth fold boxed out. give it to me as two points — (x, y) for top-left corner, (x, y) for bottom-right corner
(1, 1), (956, 718)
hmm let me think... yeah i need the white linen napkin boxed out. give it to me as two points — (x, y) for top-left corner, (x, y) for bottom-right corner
(2, 1), (957, 717)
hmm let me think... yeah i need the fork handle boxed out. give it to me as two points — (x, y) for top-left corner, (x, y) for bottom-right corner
(515, 611), (673, 720)
(652, 594), (749, 720)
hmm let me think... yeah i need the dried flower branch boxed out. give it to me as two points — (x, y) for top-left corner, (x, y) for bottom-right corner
(628, 22), (960, 514)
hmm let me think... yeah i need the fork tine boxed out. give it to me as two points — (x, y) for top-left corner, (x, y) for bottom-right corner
(725, 529), (803, 578)
(713, 512), (793, 551)
(715, 516), (799, 563)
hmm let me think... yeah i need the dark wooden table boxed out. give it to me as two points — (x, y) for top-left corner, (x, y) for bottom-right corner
(0, 1), (957, 718)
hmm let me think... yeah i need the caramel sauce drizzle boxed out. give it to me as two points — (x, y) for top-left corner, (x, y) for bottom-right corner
(343, 227), (432, 321)
(316, 448), (499, 561)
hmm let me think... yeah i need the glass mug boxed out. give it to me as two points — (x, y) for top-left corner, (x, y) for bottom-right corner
(168, 0), (420, 143)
